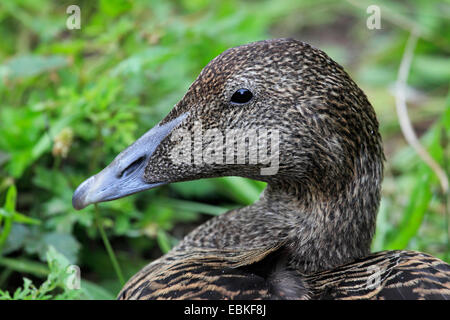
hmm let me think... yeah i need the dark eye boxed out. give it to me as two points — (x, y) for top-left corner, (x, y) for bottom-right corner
(230, 88), (253, 104)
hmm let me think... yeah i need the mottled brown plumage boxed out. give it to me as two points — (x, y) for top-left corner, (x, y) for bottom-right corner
(73, 38), (450, 300)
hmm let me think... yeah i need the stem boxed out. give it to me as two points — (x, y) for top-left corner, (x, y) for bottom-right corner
(394, 28), (448, 194)
(94, 204), (125, 286)
(0, 216), (13, 253)
(0, 257), (49, 277)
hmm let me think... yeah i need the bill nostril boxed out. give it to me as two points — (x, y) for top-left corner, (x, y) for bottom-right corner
(118, 156), (146, 179)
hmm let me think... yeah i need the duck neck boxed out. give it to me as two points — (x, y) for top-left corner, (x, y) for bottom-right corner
(259, 151), (383, 274)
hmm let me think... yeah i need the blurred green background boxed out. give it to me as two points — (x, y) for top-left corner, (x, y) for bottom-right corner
(0, 0), (448, 299)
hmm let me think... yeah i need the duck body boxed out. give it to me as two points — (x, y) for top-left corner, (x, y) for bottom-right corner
(117, 207), (450, 300)
(73, 38), (450, 300)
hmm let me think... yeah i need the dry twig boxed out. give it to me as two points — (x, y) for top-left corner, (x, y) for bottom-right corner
(394, 27), (449, 195)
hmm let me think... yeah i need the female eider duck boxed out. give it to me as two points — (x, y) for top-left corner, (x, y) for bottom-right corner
(73, 38), (450, 300)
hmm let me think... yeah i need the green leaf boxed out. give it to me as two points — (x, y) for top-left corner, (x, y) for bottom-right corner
(411, 55), (450, 85)
(4, 184), (17, 212)
(217, 177), (264, 205)
(80, 280), (115, 300)
(0, 256), (49, 277)
(162, 198), (229, 216)
(385, 174), (433, 250)
(0, 211), (41, 225)
(42, 233), (80, 264)
(1, 224), (29, 255)
(46, 245), (70, 270)
(100, 0), (133, 17)
(156, 229), (172, 254)
(32, 167), (69, 196)
(24, 232), (80, 265)
(0, 185), (17, 251)
(0, 55), (68, 80)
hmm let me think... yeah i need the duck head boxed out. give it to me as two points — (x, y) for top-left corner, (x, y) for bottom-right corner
(73, 38), (383, 216)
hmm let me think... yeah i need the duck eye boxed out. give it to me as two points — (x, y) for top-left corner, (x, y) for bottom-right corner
(230, 88), (253, 104)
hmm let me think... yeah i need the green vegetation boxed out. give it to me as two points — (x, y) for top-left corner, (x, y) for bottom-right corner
(0, 0), (448, 299)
